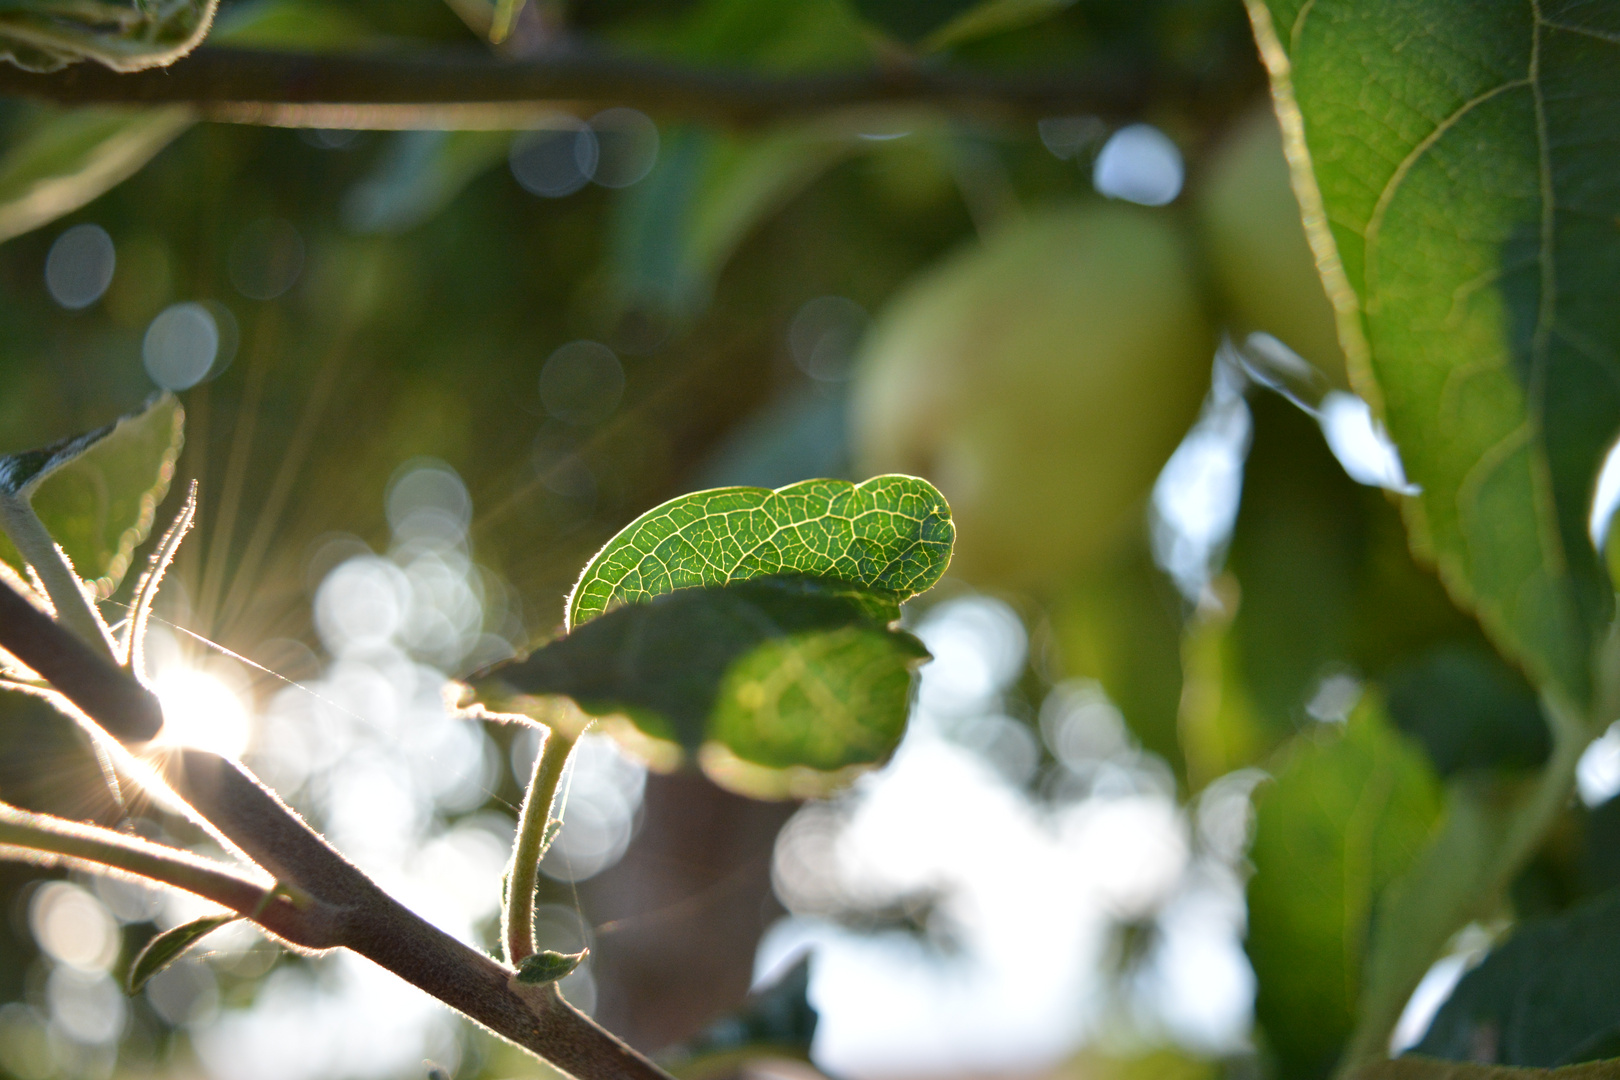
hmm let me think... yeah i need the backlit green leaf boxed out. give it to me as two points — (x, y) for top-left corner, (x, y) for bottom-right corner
(127, 913), (237, 994)
(567, 475), (952, 628)
(1246, 700), (1442, 1078)
(1248, 0), (1620, 707)
(0, 394), (184, 598)
(470, 576), (929, 797)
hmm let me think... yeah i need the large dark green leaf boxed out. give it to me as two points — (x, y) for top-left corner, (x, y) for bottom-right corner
(1248, 0), (1620, 707)
(567, 475), (953, 628)
(472, 577), (929, 797)
(1414, 889), (1620, 1067)
(0, 394), (184, 598)
(1246, 700), (1442, 1079)
(1383, 645), (1550, 776)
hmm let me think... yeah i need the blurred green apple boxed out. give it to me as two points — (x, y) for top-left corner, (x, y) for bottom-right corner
(850, 203), (1213, 591)
(1195, 104), (1348, 388)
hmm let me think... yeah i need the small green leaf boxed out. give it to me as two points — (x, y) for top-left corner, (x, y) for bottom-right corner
(1248, 0), (1620, 707)
(567, 475), (953, 629)
(471, 576), (929, 796)
(1228, 395), (1363, 742)
(0, 0), (219, 73)
(1413, 889), (1620, 1067)
(513, 948), (587, 985)
(127, 913), (237, 994)
(0, 394), (185, 598)
(0, 416), (121, 499)
(1245, 699), (1442, 1078)
(1230, 394), (1552, 777)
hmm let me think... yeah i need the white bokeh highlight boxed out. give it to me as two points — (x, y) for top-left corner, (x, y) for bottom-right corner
(764, 595), (1256, 1078)
(143, 302), (220, 390)
(45, 224), (116, 310)
(1093, 124), (1185, 206)
(1319, 391), (1418, 494)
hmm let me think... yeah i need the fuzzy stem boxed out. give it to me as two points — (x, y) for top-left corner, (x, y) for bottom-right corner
(0, 577), (163, 741)
(505, 724), (575, 965)
(0, 802), (342, 948)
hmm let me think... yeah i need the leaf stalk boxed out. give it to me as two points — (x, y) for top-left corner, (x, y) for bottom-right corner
(505, 721), (576, 966)
(0, 801), (341, 948)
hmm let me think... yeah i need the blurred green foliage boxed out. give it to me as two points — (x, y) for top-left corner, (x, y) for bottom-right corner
(0, 2), (1617, 1080)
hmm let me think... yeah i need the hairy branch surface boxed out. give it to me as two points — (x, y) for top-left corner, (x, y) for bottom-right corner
(0, 578), (672, 1080)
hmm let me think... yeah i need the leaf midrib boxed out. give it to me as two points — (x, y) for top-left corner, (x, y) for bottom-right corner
(574, 484), (942, 623)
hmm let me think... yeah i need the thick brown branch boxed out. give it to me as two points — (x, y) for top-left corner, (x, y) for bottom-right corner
(0, 578), (161, 741)
(0, 802), (343, 950)
(169, 751), (667, 1080)
(0, 44), (1157, 127)
(0, 579), (670, 1080)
